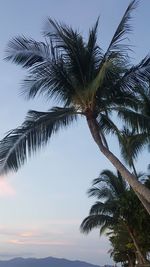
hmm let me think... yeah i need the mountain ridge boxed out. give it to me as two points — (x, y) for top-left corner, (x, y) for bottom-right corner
(0, 256), (101, 267)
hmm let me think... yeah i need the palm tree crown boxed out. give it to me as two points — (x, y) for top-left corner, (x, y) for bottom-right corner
(80, 170), (127, 234)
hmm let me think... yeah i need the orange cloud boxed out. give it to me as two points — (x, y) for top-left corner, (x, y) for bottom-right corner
(0, 179), (16, 197)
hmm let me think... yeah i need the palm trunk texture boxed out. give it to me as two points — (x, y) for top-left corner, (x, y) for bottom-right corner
(86, 116), (150, 212)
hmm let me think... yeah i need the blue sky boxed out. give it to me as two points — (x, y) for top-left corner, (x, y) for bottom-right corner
(0, 0), (150, 265)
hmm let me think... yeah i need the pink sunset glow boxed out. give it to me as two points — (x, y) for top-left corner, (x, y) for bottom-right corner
(0, 179), (16, 197)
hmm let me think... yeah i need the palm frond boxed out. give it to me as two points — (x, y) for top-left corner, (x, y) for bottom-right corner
(98, 170), (127, 197)
(104, 0), (138, 59)
(80, 214), (115, 234)
(116, 107), (150, 132)
(118, 128), (150, 166)
(22, 57), (76, 105)
(44, 19), (95, 87)
(90, 0), (138, 102)
(88, 170), (127, 203)
(97, 113), (121, 136)
(86, 18), (103, 81)
(116, 55), (150, 93)
(5, 36), (51, 68)
(88, 186), (113, 200)
(100, 219), (116, 235)
(89, 201), (116, 216)
(0, 107), (77, 174)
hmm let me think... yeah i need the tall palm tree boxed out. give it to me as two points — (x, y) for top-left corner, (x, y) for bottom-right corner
(80, 169), (150, 265)
(0, 0), (150, 204)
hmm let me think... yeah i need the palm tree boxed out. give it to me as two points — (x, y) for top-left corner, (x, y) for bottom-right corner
(80, 169), (150, 265)
(0, 0), (150, 205)
(117, 127), (150, 213)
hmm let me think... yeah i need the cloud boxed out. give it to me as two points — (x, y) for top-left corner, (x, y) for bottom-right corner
(8, 239), (73, 246)
(0, 179), (16, 197)
(20, 232), (34, 238)
(0, 226), (73, 247)
(0, 226), (63, 239)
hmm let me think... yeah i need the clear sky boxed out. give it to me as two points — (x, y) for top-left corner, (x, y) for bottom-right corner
(0, 0), (150, 266)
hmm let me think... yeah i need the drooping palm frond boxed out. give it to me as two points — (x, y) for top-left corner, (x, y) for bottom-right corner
(89, 200), (117, 216)
(5, 36), (52, 68)
(0, 107), (77, 174)
(80, 214), (115, 234)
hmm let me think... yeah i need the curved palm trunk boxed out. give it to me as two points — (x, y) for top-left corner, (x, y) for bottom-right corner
(131, 162), (150, 215)
(86, 116), (150, 208)
(126, 226), (148, 265)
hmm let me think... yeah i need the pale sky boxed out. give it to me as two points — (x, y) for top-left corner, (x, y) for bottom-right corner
(0, 0), (150, 265)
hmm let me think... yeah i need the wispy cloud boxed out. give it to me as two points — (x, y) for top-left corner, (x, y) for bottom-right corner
(0, 226), (63, 239)
(0, 226), (74, 247)
(8, 239), (72, 246)
(20, 232), (35, 238)
(0, 179), (16, 197)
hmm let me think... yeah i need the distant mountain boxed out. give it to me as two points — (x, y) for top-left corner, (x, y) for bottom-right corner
(0, 256), (100, 267)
